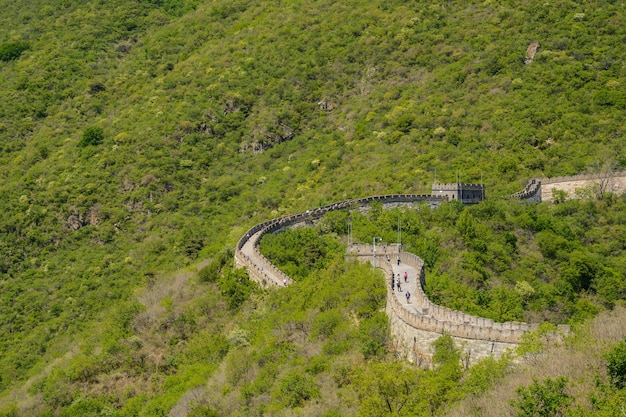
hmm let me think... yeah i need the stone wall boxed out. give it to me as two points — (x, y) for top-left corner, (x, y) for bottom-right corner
(387, 308), (519, 367)
(541, 171), (626, 202)
(350, 246), (540, 366)
(234, 233), (292, 287)
(513, 171), (626, 203)
(234, 194), (445, 287)
(510, 179), (541, 203)
(431, 183), (485, 204)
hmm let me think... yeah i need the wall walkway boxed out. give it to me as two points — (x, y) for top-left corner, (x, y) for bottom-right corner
(234, 194), (443, 287)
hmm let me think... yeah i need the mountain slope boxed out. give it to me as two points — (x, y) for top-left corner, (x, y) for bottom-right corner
(0, 0), (624, 414)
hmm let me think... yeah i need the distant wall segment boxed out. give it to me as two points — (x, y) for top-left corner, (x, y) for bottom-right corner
(235, 172), (626, 362)
(540, 171), (626, 202)
(514, 171), (626, 203)
(234, 173), (620, 356)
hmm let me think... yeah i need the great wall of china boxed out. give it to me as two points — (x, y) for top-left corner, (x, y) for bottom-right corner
(234, 171), (626, 365)
(510, 171), (626, 203)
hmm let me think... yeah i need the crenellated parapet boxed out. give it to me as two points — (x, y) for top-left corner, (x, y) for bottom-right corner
(348, 245), (570, 365)
(431, 183), (485, 205)
(510, 179), (542, 203)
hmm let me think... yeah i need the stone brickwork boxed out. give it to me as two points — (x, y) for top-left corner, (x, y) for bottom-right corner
(525, 41), (540, 64)
(510, 179), (541, 203)
(431, 183), (485, 204)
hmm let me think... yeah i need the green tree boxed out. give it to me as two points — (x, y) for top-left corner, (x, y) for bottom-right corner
(432, 334), (461, 369)
(489, 286), (524, 322)
(277, 372), (320, 407)
(561, 250), (598, 292)
(424, 335), (463, 415)
(462, 354), (512, 396)
(355, 362), (424, 417)
(456, 210), (477, 241)
(188, 405), (220, 417)
(79, 126), (105, 147)
(552, 189), (568, 204)
(358, 312), (389, 360)
(218, 267), (257, 310)
(0, 42), (28, 61)
(606, 339), (626, 389)
(511, 376), (572, 417)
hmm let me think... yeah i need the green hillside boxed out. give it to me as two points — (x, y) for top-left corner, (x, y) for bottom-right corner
(0, 0), (625, 415)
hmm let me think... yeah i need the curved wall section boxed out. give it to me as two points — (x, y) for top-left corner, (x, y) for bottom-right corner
(348, 245), (547, 366)
(234, 194), (443, 287)
(234, 190), (572, 365)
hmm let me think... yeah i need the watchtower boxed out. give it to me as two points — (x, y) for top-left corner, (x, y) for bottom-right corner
(431, 183), (485, 205)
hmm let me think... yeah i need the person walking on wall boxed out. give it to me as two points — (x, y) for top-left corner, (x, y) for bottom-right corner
(406, 291), (410, 303)
(404, 271), (408, 283)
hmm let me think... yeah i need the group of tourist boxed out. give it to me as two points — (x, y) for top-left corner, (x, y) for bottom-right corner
(390, 271), (411, 303)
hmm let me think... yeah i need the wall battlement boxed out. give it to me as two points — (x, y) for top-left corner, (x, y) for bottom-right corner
(431, 183), (485, 204)
(234, 191), (547, 366)
(432, 183), (484, 190)
(541, 170), (626, 185)
(235, 194), (447, 287)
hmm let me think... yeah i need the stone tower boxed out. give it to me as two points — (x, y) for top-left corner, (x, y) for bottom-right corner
(431, 183), (485, 204)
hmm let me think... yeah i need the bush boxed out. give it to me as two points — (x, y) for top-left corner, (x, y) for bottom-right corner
(79, 126), (105, 147)
(358, 312), (389, 359)
(0, 42), (29, 62)
(59, 397), (107, 417)
(188, 405), (220, 417)
(462, 354), (512, 395)
(606, 339), (626, 389)
(199, 249), (233, 283)
(218, 267), (256, 310)
(511, 376), (572, 417)
(311, 309), (343, 340)
(277, 372), (320, 407)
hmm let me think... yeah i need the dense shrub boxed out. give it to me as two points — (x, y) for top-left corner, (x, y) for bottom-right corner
(277, 372), (320, 407)
(78, 126), (104, 147)
(511, 376), (572, 417)
(606, 339), (626, 389)
(0, 42), (28, 62)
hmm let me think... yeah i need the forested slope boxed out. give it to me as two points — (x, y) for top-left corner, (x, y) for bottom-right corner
(0, 0), (624, 415)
